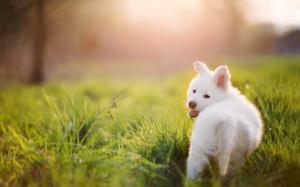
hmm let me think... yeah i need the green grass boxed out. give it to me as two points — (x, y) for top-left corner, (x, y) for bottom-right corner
(0, 56), (299, 187)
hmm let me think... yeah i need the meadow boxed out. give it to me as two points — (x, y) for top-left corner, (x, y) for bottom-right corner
(0, 56), (299, 187)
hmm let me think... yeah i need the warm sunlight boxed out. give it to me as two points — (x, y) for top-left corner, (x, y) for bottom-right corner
(125, 0), (201, 30)
(246, 0), (300, 26)
(124, 0), (300, 28)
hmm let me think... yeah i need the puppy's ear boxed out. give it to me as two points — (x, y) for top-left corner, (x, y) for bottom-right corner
(193, 61), (209, 74)
(214, 65), (231, 89)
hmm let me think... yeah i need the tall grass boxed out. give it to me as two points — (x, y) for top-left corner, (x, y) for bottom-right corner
(0, 56), (299, 186)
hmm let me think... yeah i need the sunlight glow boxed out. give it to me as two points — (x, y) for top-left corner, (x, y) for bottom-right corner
(246, 0), (300, 26)
(125, 0), (201, 31)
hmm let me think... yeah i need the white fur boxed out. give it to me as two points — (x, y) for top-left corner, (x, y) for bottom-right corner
(186, 61), (263, 180)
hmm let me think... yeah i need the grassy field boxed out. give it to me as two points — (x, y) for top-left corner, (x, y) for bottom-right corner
(0, 56), (299, 187)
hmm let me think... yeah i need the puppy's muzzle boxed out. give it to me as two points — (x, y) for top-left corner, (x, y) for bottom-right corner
(188, 101), (199, 118)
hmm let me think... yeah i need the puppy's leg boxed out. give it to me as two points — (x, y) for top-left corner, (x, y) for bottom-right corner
(186, 146), (209, 180)
(187, 151), (208, 180)
(217, 120), (236, 186)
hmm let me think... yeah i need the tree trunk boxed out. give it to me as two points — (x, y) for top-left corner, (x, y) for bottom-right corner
(30, 0), (46, 84)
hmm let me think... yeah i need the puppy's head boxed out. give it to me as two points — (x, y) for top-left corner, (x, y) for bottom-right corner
(186, 61), (231, 118)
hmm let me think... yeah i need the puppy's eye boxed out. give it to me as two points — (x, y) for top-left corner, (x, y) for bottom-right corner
(192, 89), (196, 94)
(203, 93), (210, 98)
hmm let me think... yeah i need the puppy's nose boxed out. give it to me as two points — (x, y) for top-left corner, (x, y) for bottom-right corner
(188, 101), (197, 109)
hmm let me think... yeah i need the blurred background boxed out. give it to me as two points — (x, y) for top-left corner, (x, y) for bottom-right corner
(0, 0), (300, 85)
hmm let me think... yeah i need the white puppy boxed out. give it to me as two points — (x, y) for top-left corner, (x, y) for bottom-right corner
(186, 61), (263, 184)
